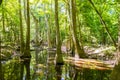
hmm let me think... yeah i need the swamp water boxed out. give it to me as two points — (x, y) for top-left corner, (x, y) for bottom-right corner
(0, 49), (112, 80)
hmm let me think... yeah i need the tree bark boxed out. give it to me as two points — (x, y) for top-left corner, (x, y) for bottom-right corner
(24, 0), (27, 24)
(25, 0), (31, 57)
(70, 0), (86, 58)
(19, 0), (25, 55)
(55, 0), (63, 64)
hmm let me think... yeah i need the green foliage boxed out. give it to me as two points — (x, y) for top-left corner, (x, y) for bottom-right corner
(0, 0), (119, 47)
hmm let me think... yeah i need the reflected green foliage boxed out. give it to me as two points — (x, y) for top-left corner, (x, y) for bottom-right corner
(0, 50), (111, 80)
(3, 60), (21, 80)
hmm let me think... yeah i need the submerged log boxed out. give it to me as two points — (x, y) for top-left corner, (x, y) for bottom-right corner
(65, 57), (113, 71)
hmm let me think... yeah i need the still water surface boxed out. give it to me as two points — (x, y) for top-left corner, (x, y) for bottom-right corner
(0, 49), (111, 80)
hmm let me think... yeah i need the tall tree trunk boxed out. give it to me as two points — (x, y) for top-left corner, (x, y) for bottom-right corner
(31, 12), (39, 46)
(35, 20), (39, 46)
(24, 0), (27, 24)
(25, 0), (31, 57)
(66, 0), (75, 56)
(24, 1), (31, 80)
(55, 0), (63, 64)
(45, 15), (52, 48)
(77, 13), (84, 50)
(19, 0), (25, 55)
(44, 4), (52, 48)
(70, 0), (86, 58)
(50, 0), (56, 47)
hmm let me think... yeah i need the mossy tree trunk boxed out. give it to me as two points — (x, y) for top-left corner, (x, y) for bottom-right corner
(19, 0), (25, 55)
(24, 0), (31, 57)
(55, 0), (63, 64)
(70, 0), (86, 58)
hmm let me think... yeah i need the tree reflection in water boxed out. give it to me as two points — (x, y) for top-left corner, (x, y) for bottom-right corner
(0, 49), (112, 80)
(20, 58), (31, 80)
(0, 58), (4, 80)
(0, 36), (4, 80)
(55, 65), (63, 80)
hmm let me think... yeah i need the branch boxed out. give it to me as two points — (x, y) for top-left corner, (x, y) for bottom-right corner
(88, 0), (117, 48)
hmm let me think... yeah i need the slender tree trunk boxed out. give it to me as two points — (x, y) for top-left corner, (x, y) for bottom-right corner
(23, 1), (31, 80)
(19, 0), (25, 55)
(35, 19), (39, 46)
(70, 0), (86, 58)
(66, 0), (75, 55)
(45, 15), (52, 48)
(55, 0), (63, 64)
(31, 12), (39, 46)
(50, 0), (56, 47)
(44, 4), (52, 48)
(25, 0), (31, 57)
(24, 0), (27, 24)
(77, 13), (84, 50)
